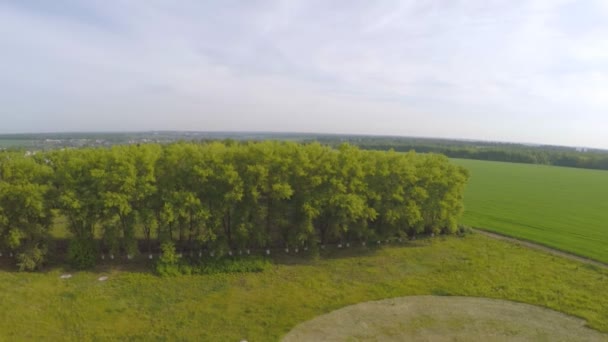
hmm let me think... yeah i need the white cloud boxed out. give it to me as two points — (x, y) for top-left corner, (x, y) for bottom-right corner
(0, 0), (607, 148)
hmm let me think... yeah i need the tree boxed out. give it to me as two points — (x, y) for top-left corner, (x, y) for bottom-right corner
(49, 148), (105, 267)
(315, 144), (375, 244)
(0, 153), (53, 270)
(0, 141), (471, 270)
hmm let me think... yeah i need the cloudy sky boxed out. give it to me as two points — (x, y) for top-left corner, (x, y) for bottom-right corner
(1, 1), (607, 148)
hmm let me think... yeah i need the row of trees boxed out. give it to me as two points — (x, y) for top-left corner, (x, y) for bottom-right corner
(409, 146), (608, 170)
(341, 139), (608, 171)
(0, 141), (469, 270)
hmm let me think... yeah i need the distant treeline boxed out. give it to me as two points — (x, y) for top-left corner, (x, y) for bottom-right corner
(4, 132), (607, 171)
(315, 138), (608, 171)
(0, 141), (469, 270)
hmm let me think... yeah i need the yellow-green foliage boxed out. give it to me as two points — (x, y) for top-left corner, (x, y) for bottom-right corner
(2, 142), (470, 270)
(0, 234), (606, 340)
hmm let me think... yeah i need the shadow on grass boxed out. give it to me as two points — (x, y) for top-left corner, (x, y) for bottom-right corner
(271, 239), (431, 266)
(0, 236), (439, 274)
(0, 254), (155, 275)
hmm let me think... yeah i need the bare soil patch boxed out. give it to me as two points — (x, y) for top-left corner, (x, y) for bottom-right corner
(283, 296), (608, 342)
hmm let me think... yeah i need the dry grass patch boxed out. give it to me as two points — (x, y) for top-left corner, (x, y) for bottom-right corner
(283, 296), (608, 342)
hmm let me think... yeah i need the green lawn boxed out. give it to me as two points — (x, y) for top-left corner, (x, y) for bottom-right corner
(453, 159), (608, 263)
(0, 234), (607, 340)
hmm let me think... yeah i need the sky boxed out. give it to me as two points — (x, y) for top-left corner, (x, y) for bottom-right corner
(1, 1), (607, 148)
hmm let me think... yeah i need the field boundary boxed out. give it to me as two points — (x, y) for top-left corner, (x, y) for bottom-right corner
(474, 228), (608, 269)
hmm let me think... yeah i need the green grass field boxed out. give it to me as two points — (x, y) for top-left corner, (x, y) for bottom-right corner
(453, 159), (608, 263)
(0, 234), (607, 340)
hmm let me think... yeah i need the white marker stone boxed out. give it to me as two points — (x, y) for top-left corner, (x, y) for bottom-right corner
(285, 248), (289, 253)
(127, 254), (132, 260)
(60, 274), (72, 279)
(101, 255), (105, 260)
(377, 241), (381, 245)
(98, 276), (108, 282)
(246, 249), (250, 255)
(149, 254), (153, 260)
(362, 242), (366, 246)
(266, 249), (270, 255)
(110, 254), (114, 260)
(228, 251), (233, 256)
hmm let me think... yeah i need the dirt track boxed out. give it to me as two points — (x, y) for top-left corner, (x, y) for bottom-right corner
(474, 229), (608, 270)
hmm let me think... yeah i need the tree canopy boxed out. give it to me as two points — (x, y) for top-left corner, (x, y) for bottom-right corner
(0, 141), (469, 270)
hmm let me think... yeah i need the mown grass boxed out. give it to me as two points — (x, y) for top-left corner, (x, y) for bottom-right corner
(0, 234), (607, 340)
(453, 158), (608, 263)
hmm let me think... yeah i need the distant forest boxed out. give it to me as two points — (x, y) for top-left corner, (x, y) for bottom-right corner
(2, 132), (607, 170)
(315, 137), (608, 171)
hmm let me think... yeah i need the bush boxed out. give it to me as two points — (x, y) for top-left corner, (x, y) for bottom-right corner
(191, 256), (271, 275)
(67, 238), (98, 269)
(155, 241), (180, 277)
(16, 244), (47, 271)
(457, 225), (474, 236)
(156, 262), (181, 277)
(155, 245), (272, 277)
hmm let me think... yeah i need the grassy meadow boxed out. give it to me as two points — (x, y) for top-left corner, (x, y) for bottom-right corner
(454, 159), (608, 263)
(0, 234), (607, 340)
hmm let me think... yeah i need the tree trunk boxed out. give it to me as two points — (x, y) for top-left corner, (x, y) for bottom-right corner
(224, 210), (232, 248)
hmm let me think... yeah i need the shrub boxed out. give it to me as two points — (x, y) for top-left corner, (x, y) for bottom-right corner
(457, 225), (474, 236)
(155, 241), (180, 277)
(192, 256), (271, 275)
(16, 244), (47, 271)
(67, 238), (98, 269)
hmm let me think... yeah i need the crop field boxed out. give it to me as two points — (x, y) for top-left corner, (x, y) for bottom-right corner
(0, 234), (607, 340)
(453, 159), (608, 263)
